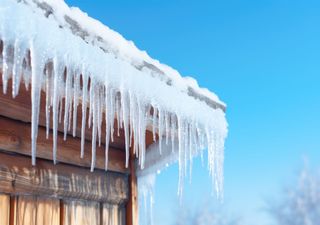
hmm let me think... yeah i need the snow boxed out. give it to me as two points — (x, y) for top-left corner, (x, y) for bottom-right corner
(0, 0), (228, 220)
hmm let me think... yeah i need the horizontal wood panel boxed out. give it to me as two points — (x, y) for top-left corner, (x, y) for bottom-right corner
(0, 152), (128, 204)
(0, 116), (127, 173)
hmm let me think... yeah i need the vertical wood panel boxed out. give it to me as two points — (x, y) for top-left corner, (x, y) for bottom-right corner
(15, 196), (36, 225)
(0, 194), (10, 225)
(14, 196), (59, 225)
(36, 197), (60, 225)
(63, 200), (100, 225)
(102, 203), (125, 225)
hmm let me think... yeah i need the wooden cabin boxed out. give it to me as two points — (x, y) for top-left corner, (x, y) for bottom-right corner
(0, 1), (227, 225)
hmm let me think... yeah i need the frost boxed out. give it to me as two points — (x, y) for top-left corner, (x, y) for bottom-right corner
(138, 173), (156, 225)
(0, 0), (228, 221)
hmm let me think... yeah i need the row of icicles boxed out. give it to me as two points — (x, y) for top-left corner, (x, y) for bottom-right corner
(0, 38), (224, 197)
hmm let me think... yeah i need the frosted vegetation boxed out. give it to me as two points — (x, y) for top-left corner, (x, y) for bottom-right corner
(175, 203), (242, 225)
(267, 165), (320, 225)
(0, 2), (228, 223)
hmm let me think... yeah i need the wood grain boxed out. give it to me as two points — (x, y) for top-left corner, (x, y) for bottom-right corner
(0, 194), (10, 225)
(0, 116), (127, 173)
(0, 152), (129, 204)
(126, 145), (138, 225)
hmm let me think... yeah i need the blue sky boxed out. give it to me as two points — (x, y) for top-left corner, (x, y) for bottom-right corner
(65, 1), (320, 224)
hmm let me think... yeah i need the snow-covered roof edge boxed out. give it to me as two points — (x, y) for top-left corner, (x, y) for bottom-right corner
(25, 0), (226, 111)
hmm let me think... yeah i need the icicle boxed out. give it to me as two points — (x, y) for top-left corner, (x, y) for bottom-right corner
(45, 64), (52, 139)
(129, 92), (136, 151)
(158, 108), (164, 155)
(133, 97), (140, 162)
(80, 71), (88, 158)
(90, 80), (98, 172)
(63, 69), (72, 140)
(121, 90), (130, 168)
(12, 39), (24, 98)
(22, 50), (31, 91)
(177, 117), (186, 196)
(58, 95), (63, 124)
(119, 94), (123, 130)
(170, 114), (176, 153)
(72, 72), (80, 137)
(138, 173), (156, 225)
(109, 88), (116, 143)
(52, 57), (63, 164)
(97, 87), (103, 147)
(165, 112), (170, 145)
(105, 86), (111, 170)
(152, 107), (157, 142)
(68, 77), (73, 132)
(189, 123), (194, 184)
(88, 78), (93, 129)
(137, 98), (147, 169)
(30, 41), (44, 166)
(115, 93), (121, 137)
(183, 123), (189, 183)
(129, 102), (134, 149)
(2, 41), (12, 94)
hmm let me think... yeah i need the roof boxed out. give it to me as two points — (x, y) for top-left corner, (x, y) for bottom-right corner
(0, 0), (228, 197)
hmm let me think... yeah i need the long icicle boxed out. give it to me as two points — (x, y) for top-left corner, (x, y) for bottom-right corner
(12, 39), (23, 98)
(1, 40), (10, 94)
(80, 71), (88, 158)
(121, 90), (130, 168)
(30, 41), (43, 166)
(90, 80), (97, 172)
(72, 71), (80, 137)
(105, 86), (111, 170)
(45, 64), (51, 139)
(52, 57), (61, 164)
(63, 68), (72, 140)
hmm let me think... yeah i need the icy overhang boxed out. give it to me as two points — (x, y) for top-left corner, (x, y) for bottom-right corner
(20, 0), (226, 112)
(0, 0), (228, 197)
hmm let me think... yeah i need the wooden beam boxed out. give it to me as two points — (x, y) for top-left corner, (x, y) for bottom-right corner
(126, 146), (138, 225)
(0, 152), (128, 204)
(0, 116), (127, 173)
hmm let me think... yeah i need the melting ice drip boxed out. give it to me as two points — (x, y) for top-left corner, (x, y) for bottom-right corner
(0, 0), (227, 204)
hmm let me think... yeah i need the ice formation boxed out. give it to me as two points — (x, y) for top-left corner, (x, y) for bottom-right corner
(0, 0), (228, 214)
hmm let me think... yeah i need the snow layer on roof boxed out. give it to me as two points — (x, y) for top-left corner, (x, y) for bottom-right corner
(0, 0), (228, 201)
(24, 0), (225, 107)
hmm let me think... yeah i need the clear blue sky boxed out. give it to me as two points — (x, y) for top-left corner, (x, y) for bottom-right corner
(65, 1), (320, 224)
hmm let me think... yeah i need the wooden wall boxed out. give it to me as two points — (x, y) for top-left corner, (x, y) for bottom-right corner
(0, 73), (140, 225)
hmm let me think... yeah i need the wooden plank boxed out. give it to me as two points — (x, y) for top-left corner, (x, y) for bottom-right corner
(102, 203), (125, 225)
(126, 146), (138, 225)
(63, 200), (100, 225)
(0, 194), (10, 225)
(0, 116), (127, 173)
(0, 152), (128, 204)
(9, 197), (15, 225)
(12, 196), (60, 225)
